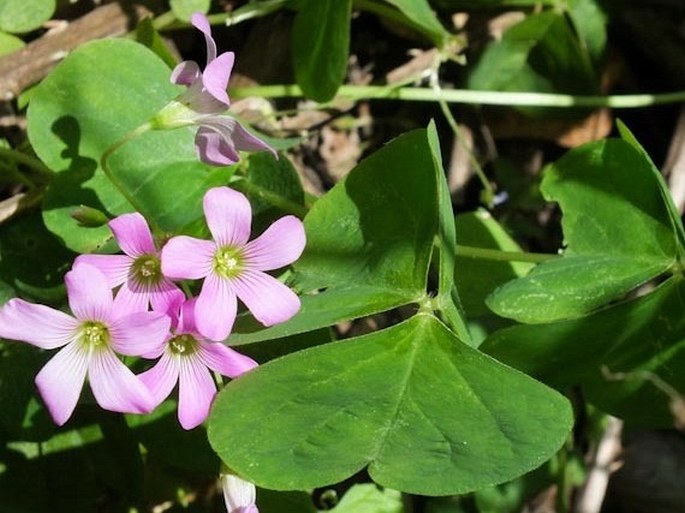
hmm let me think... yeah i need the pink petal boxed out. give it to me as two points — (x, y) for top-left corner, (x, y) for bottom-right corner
(202, 51), (234, 106)
(138, 352), (179, 407)
(35, 342), (89, 426)
(243, 216), (306, 271)
(112, 279), (150, 317)
(178, 356), (216, 429)
(150, 279), (186, 316)
(191, 12), (217, 64)
(66, 264), (113, 322)
(233, 270), (300, 326)
(177, 297), (199, 334)
(108, 213), (156, 257)
(196, 273), (237, 341)
(197, 341), (258, 378)
(195, 126), (240, 166)
(88, 348), (154, 414)
(0, 299), (78, 349)
(160, 236), (215, 280)
(109, 311), (171, 356)
(203, 186), (252, 247)
(203, 116), (277, 156)
(221, 473), (257, 513)
(73, 254), (131, 287)
(171, 60), (201, 86)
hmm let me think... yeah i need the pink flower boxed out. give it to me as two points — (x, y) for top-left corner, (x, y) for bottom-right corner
(221, 470), (259, 513)
(150, 13), (276, 166)
(0, 264), (171, 426)
(161, 187), (306, 341)
(139, 298), (257, 430)
(75, 212), (184, 315)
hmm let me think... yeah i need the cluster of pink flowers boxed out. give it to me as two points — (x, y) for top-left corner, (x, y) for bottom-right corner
(0, 186), (306, 430)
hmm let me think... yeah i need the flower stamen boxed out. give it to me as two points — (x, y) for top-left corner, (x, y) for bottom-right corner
(80, 321), (109, 349)
(213, 246), (244, 279)
(169, 334), (198, 355)
(131, 254), (163, 287)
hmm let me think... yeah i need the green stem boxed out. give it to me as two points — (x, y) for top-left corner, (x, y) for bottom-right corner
(455, 244), (557, 264)
(431, 73), (495, 206)
(100, 123), (154, 222)
(0, 146), (53, 178)
(231, 84), (685, 109)
(231, 179), (308, 218)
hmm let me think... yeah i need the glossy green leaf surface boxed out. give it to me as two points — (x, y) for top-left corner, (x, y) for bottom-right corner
(27, 39), (231, 253)
(487, 138), (678, 323)
(232, 128), (439, 341)
(292, 0), (352, 102)
(209, 313), (572, 495)
(484, 276), (685, 427)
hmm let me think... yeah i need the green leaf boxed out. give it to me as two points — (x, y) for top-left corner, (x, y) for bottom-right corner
(382, 0), (449, 46)
(455, 210), (532, 319)
(208, 313), (572, 495)
(239, 129), (438, 340)
(427, 121), (470, 342)
(295, 128), (436, 293)
(292, 0), (352, 102)
(617, 120), (685, 252)
(566, 0), (608, 62)
(468, 11), (597, 95)
(0, 0), (54, 33)
(0, 30), (23, 56)
(169, 0), (210, 21)
(487, 138), (678, 323)
(232, 128), (440, 344)
(483, 276), (685, 427)
(27, 39), (231, 252)
(328, 483), (404, 513)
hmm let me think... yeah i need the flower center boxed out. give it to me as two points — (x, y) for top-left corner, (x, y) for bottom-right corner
(80, 321), (109, 350)
(169, 334), (198, 355)
(131, 254), (162, 287)
(213, 246), (244, 279)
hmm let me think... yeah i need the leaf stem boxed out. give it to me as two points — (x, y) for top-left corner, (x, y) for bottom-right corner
(231, 84), (685, 109)
(231, 178), (309, 218)
(100, 122), (154, 221)
(455, 244), (557, 264)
